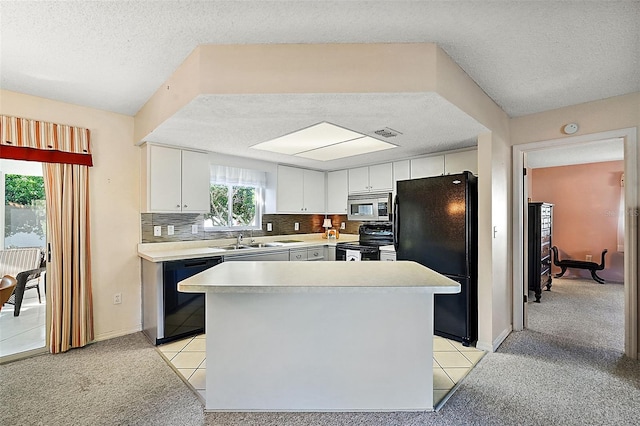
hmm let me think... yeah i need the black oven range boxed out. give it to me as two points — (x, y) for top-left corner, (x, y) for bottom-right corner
(336, 222), (394, 261)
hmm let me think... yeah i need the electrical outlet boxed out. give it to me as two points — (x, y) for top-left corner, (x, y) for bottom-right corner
(191, 224), (198, 234)
(153, 226), (161, 236)
(341, 222), (346, 229)
(267, 223), (273, 232)
(113, 293), (122, 305)
(167, 225), (174, 235)
(294, 222), (299, 231)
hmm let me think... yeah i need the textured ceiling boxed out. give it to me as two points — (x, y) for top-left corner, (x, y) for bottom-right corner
(1, 1), (638, 169)
(145, 92), (487, 170)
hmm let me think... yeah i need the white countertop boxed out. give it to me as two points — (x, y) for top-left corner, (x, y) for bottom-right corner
(137, 233), (358, 262)
(178, 260), (461, 294)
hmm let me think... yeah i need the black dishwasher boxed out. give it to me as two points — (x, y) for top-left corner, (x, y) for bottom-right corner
(161, 256), (222, 344)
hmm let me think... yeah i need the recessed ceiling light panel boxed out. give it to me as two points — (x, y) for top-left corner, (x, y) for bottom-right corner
(251, 122), (364, 155)
(295, 136), (396, 161)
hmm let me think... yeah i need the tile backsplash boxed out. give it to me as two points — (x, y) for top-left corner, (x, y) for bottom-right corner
(141, 213), (362, 243)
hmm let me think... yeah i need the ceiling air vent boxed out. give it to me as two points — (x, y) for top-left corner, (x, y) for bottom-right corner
(373, 127), (402, 138)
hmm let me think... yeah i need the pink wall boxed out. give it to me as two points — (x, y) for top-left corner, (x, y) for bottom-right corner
(530, 161), (625, 282)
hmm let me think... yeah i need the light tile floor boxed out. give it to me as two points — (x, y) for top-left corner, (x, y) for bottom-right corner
(0, 288), (47, 359)
(159, 333), (485, 409)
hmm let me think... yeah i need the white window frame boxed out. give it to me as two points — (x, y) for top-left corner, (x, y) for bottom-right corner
(203, 184), (263, 231)
(204, 165), (266, 231)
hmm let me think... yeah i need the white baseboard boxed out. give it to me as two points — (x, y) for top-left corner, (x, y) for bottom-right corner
(93, 325), (142, 342)
(476, 325), (512, 352)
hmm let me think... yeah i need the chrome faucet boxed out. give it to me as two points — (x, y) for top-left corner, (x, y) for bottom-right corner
(236, 233), (244, 248)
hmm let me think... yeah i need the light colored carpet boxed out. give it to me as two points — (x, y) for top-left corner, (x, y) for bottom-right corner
(0, 332), (204, 425)
(2, 292), (638, 426)
(527, 277), (624, 352)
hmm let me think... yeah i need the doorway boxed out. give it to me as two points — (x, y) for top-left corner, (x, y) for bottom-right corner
(526, 159), (625, 352)
(512, 128), (638, 359)
(0, 159), (48, 361)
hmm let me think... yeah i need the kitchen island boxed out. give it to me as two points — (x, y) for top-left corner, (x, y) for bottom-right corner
(178, 261), (460, 412)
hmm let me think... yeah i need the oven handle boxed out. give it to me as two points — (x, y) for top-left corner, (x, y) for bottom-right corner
(393, 194), (399, 251)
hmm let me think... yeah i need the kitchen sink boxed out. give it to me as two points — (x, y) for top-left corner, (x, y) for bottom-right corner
(214, 242), (284, 250)
(247, 242), (283, 248)
(216, 245), (250, 250)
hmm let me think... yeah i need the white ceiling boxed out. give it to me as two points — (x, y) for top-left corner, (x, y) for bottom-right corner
(1, 1), (638, 169)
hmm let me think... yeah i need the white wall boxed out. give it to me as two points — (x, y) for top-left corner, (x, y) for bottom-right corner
(1, 89), (142, 341)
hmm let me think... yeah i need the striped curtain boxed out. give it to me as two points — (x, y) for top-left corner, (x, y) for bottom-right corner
(1, 114), (94, 353)
(44, 163), (94, 353)
(0, 115), (92, 166)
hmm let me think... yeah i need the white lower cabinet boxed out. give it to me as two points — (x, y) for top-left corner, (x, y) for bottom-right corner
(289, 249), (308, 261)
(290, 246), (325, 261)
(224, 251), (290, 262)
(307, 246), (324, 261)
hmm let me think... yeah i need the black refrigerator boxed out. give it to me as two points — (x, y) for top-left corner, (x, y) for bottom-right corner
(394, 172), (478, 346)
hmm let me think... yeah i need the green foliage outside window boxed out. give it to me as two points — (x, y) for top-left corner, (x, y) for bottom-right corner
(4, 174), (46, 239)
(5, 174), (45, 205)
(206, 184), (257, 227)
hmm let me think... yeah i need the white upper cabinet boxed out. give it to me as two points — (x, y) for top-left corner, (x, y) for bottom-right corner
(142, 144), (210, 213)
(302, 168), (326, 213)
(277, 165), (325, 213)
(444, 150), (478, 176)
(348, 163), (393, 194)
(327, 169), (348, 214)
(348, 167), (369, 193)
(410, 155), (444, 179)
(392, 160), (410, 189)
(180, 150), (211, 212)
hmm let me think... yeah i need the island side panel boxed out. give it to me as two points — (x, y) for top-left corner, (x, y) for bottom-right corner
(205, 291), (434, 411)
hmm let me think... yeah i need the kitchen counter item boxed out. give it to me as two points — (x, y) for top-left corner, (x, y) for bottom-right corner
(179, 260), (460, 411)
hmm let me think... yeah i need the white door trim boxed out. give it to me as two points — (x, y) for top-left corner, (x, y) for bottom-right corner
(512, 127), (638, 359)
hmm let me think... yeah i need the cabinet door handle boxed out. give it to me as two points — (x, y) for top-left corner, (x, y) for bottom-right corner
(184, 205), (188, 208)
(176, 204), (181, 208)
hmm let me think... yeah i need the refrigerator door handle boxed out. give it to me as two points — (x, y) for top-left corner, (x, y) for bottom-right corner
(393, 195), (399, 251)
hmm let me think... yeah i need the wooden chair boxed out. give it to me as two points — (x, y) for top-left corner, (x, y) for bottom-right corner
(0, 275), (18, 312)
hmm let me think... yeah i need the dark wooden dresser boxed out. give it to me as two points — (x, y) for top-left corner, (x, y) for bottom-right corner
(528, 202), (553, 302)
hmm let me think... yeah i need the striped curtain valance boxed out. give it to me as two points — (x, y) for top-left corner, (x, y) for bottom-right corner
(0, 115), (93, 166)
